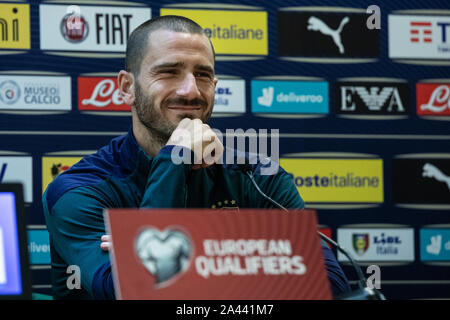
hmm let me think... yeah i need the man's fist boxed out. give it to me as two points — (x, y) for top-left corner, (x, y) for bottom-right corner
(166, 118), (224, 169)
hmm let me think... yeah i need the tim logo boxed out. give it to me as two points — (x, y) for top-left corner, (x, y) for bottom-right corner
(307, 16), (349, 54)
(409, 21), (450, 45)
(353, 233), (369, 256)
(135, 228), (191, 287)
(389, 15), (450, 59)
(417, 83), (450, 116)
(410, 21), (433, 43)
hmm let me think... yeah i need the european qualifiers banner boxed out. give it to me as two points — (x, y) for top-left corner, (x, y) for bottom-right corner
(106, 209), (332, 300)
(277, 8), (379, 61)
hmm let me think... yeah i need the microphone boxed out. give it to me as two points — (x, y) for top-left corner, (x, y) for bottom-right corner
(238, 164), (386, 300)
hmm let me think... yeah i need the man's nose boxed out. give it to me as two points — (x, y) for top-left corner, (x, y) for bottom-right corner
(176, 73), (201, 99)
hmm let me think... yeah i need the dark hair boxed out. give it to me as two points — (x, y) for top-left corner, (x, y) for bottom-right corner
(125, 15), (215, 76)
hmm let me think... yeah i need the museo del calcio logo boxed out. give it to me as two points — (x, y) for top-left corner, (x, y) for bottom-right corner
(0, 75), (71, 111)
(0, 80), (20, 105)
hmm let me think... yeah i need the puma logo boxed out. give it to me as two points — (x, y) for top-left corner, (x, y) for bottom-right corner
(422, 163), (450, 191)
(307, 16), (350, 54)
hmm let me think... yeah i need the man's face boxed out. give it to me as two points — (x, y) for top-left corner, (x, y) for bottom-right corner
(133, 29), (217, 141)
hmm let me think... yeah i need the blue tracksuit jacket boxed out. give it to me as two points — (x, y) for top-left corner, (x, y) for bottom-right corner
(43, 128), (351, 299)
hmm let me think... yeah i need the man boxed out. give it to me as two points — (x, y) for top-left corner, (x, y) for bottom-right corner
(43, 15), (351, 300)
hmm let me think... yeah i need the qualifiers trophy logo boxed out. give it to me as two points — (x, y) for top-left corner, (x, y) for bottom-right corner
(352, 233), (369, 256)
(135, 228), (191, 287)
(0, 80), (20, 105)
(60, 5), (88, 43)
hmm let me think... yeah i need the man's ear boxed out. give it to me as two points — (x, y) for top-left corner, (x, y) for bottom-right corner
(118, 70), (135, 106)
(213, 76), (218, 88)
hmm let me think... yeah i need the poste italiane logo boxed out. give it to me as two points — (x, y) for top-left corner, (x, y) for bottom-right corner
(160, 8), (267, 56)
(280, 158), (384, 203)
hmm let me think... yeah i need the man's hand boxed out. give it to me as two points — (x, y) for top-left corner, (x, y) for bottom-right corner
(166, 118), (224, 169)
(100, 235), (111, 252)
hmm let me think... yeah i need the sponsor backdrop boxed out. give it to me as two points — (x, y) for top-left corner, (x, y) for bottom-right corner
(0, 0), (449, 299)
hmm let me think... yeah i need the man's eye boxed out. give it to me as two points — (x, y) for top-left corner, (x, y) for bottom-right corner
(195, 72), (212, 79)
(160, 69), (177, 74)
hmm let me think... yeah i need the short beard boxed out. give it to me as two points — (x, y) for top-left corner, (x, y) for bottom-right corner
(134, 82), (177, 146)
(134, 82), (213, 145)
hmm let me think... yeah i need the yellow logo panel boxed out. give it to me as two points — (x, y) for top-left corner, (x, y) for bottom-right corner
(160, 9), (267, 55)
(280, 158), (384, 203)
(42, 157), (82, 194)
(0, 3), (30, 49)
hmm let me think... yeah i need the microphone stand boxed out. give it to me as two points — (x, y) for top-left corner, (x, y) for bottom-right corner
(244, 169), (386, 300)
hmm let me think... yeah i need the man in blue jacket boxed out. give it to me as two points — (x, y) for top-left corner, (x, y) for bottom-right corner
(43, 15), (351, 300)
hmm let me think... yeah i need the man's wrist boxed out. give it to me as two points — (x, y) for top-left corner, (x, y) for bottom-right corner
(159, 145), (199, 166)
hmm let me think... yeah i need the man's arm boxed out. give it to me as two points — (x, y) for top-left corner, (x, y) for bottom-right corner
(43, 186), (114, 299)
(92, 146), (197, 299)
(44, 147), (198, 299)
(46, 119), (225, 299)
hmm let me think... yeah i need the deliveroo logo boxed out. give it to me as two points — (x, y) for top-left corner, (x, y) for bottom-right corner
(257, 87), (274, 107)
